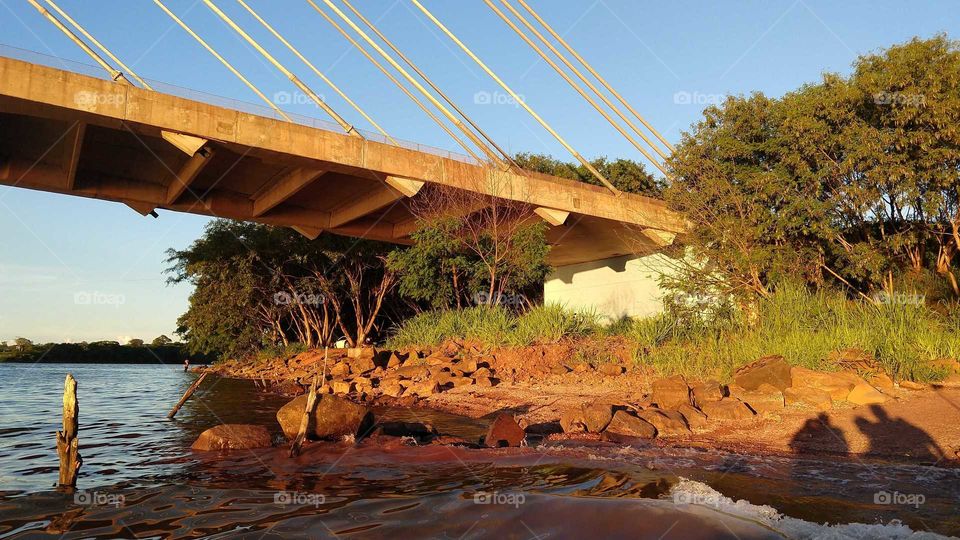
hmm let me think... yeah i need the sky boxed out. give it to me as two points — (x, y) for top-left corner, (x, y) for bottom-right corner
(0, 0), (957, 344)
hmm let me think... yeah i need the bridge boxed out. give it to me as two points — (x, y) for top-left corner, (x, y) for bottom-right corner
(1, 0), (688, 319)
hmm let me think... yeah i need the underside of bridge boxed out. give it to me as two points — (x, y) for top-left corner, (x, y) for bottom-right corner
(0, 56), (685, 271)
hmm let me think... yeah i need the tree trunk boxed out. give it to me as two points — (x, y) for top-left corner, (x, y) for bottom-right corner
(56, 374), (81, 487)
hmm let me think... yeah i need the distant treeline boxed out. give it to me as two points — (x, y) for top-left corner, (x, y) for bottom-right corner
(0, 341), (212, 364)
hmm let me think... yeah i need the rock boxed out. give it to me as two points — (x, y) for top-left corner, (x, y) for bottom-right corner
(346, 355), (376, 374)
(347, 347), (375, 359)
(847, 383), (889, 405)
(331, 380), (355, 395)
(329, 362), (351, 377)
(191, 424), (272, 451)
(689, 380), (724, 405)
(459, 359), (479, 373)
(474, 376), (495, 387)
(699, 399), (755, 421)
(676, 404), (708, 430)
(550, 365), (570, 375)
(829, 348), (878, 371)
(377, 421), (437, 438)
(484, 413), (525, 447)
(899, 380), (926, 390)
(379, 379), (404, 398)
(783, 387), (833, 411)
(396, 365), (430, 380)
(386, 352), (403, 369)
(472, 367), (493, 379)
(651, 375), (692, 409)
(425, 354), (449, 367)
(603, 411), (657, 440)
(867, 373), (895, 391)
(790, 367), (858, 400)
(581, 402), (614, 433)
(407, 380), (442, 397)
(599, 364), (624, 376)
(276, 394), (374, 441)
(735, 355), (792, 391)
(739, 383), (785, 415)
(560, 408), (587, 433)
(637, 409), (690, 436)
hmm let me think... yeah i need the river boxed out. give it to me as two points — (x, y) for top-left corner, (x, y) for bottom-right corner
(0, 364), (957, 539)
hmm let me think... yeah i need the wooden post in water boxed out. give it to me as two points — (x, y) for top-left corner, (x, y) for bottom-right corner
(56, 373), (81, 487)
(168, 371), (209, 419)
(289, 374), (319, 457)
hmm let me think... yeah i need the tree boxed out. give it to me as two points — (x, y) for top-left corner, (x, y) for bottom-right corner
(514, 153), (662, 195)
(127, 338), (144, 347)
(388, 185), (551, 309)
(151, 335), (173, 347)
(14, 337), (33, 352)
(665, 35), (960, 304)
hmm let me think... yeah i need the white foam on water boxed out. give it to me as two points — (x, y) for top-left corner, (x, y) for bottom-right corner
(668, 478), (952, 540)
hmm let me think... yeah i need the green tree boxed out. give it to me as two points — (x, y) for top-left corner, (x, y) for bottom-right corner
(514, 153), (662, 195)
(127, 338), (144, 347)
(151, 335), (173, 347)
(14, 337), (33, 352)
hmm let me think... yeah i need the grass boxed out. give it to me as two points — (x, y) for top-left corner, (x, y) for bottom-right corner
(387, 284), (960, 382)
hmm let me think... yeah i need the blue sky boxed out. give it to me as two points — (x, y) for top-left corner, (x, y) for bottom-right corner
(0, 0), (957, 343)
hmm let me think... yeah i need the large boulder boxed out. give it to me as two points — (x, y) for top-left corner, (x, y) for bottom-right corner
(651, 375), (692, 409)
(790, 367), (858, 400)
(783, 387), (833, 411)
(484, 413), (526, 447)
(846, 383), (889, 405)
(581, 402), (615, 433)
(738, 383), (785, 415)
(603, 411), (657, 440)
(560, 407), (587, 433)
(734, 356), (792, 391)
(699, 399), (755, 421)
(191, 424), (272, 451)
(677, 404), (708, 430)
(396, 364), (430, 380)
(637, 409), (690, 436)
(276, 394), (374, 441)
(689, 380), (724, 405)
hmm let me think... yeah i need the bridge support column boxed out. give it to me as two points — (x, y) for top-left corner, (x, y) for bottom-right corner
(543, 253), (677, 323)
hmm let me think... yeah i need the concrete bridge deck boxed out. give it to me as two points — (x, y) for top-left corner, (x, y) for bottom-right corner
(0, 55), (684, 266)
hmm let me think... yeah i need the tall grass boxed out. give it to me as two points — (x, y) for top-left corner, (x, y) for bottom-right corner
(387, 285), (960, 382)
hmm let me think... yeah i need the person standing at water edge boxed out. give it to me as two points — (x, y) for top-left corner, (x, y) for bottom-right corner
(184, 359), (189, 372)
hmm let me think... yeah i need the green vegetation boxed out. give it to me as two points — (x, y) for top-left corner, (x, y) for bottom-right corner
(0, 339), (197, 364)
(389, 283), (959, 382)
(665, 35), (960, 306)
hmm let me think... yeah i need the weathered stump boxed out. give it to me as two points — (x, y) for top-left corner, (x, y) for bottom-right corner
(56, 373), (81, 487)
(289, 374), (319, 457)
(168, 371), (209, 419)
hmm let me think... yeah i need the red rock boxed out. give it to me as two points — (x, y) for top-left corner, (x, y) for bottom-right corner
(699, 399), (755, 421)
(484, 413), (526, 447)
(637, 409), (690, 436)
(603, 410), (657, 439)
(276, 394), (374, 440)
(191, 424), (272, 451)
(783, 387), (832, 411)
(581, 402), (614, 433)
(560, 408), (587, 433)
(651, 375), (692, 409)
(734, 355), (792, 391)
(846, 383), (888, 405)
(677, 404), (708, 430)
(739, 383), (785, 415)
(599, 364), (624, 376)
(689, 380), (724, 405)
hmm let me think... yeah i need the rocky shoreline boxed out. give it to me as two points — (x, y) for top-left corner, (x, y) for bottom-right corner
(203, 344), (960, 465)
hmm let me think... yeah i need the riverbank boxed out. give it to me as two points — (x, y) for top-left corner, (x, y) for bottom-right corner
(208, 342), (960, 466)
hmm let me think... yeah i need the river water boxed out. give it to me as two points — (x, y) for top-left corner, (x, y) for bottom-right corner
(0, 364), (957, 539)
